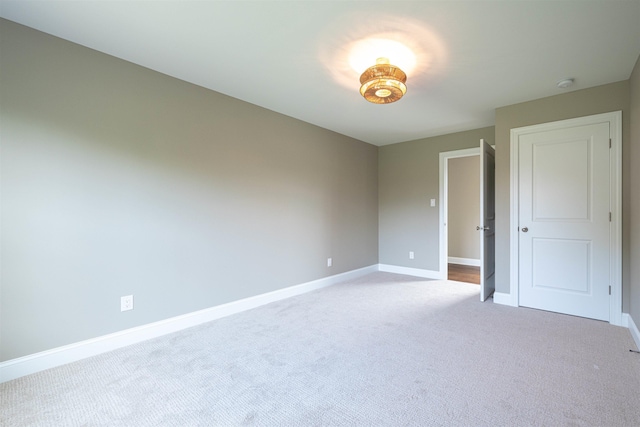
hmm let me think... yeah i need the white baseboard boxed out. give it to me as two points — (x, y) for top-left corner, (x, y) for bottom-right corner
(627, 313), (640, 351)
(377, 264), (444, 280)
(448, 257), (481, 267)
(492, 292), (517, 307)
(621, 312), (629, 328)
(0, 265), (377, 383)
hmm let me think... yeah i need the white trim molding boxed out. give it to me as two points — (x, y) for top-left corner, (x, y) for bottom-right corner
(439, 147), (481, 280)
(0, 265), (378, 383)
(509, 111), (623, 326)
(378, 264), (443, 280)
(448, 257), (481, 267)
(493, 292), (517, 307)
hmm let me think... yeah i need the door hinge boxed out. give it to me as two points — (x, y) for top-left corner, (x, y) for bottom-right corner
(609, 212), (612, 222)
(609, 138), (612, 148)
(609, 285), (612, 295)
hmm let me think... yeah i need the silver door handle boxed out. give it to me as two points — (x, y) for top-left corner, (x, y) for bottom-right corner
(522, 227), (528, 233)
(476, 226), (490, 231)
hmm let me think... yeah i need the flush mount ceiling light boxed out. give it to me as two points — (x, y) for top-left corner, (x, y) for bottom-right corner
(359, 57), (407, 104)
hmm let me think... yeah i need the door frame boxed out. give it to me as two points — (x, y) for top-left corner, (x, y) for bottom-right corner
(439, 147), (480, 280)
(509, 111), (622, 325)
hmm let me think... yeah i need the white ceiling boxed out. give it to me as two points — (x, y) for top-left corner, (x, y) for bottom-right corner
(1, 1), (639, 146)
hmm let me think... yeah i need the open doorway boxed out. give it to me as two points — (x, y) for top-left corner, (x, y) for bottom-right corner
(447, 155), (480, 284)
(439, 147), (480, 285)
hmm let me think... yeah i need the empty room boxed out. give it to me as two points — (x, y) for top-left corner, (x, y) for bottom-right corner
(1, 1), (640, 426)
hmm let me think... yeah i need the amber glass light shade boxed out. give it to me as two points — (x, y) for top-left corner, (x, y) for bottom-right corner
(359, 58), (407, 104)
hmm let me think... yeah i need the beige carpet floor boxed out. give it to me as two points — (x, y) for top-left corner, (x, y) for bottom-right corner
(2, 272), (640, 426)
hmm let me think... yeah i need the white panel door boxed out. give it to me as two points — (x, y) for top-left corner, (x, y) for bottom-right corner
(518, 122), (610, 320)
(480, 139), (495, 301)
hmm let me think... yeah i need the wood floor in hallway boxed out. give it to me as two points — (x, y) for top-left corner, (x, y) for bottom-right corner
(448, 263), (480, 284)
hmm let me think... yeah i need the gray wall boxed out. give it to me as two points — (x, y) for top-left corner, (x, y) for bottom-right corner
(630, 55), (640, 324)
(0, 20), (378, 361)
(448, 156), (480, 261)
(379, 127), (495, 271)
(494, 81), (631, 312)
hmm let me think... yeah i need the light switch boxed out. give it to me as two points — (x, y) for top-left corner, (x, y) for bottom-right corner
(430, 199), (436, 207)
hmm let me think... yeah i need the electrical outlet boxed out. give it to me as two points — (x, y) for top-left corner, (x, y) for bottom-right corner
(409, 251), (415, 259)
(430, 199), (436, 207)
(327, 257), (332, 267)
(121, 295), (134, 312)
